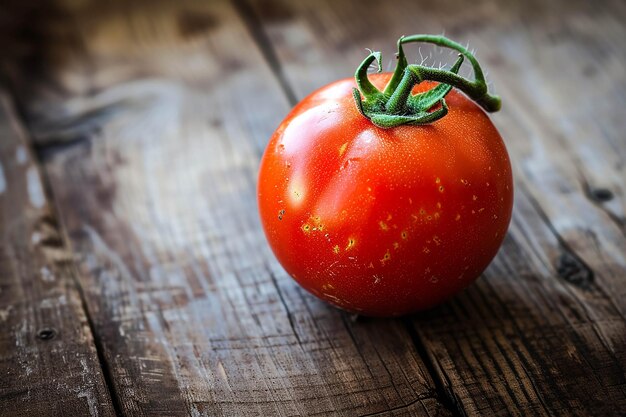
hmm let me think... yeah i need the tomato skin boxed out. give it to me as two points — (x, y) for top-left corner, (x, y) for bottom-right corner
(258, 74), (513, 317)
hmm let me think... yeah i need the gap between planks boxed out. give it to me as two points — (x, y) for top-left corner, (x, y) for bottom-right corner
(0, 80), (126, 417)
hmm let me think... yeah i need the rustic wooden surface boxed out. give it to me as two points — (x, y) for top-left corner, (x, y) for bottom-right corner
(1, 0), (625, 416)
(0, 92), (115, 416)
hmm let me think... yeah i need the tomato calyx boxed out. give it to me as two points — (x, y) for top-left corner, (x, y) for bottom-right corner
(353, 34), (502, 128)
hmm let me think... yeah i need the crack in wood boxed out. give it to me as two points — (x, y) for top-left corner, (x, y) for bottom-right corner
(232, 0), (298, 106)
(357, 394), (438, 417)
(402, 318), (466, 417)
(268, 268), (303, 346)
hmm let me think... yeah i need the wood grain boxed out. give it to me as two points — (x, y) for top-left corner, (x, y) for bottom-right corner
(245, 0), (626, 415)
(2, 0), (625, 415)
(0, 91), (115, 416)
(3, 0), (450, 415)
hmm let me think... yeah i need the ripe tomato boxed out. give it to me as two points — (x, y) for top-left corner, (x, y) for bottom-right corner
(258, 38), (513, 317)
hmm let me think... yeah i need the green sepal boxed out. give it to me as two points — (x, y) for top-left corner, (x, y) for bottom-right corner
(352, 34), (501, 129)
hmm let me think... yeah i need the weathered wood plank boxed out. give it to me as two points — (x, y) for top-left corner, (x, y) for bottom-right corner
(2, 0), (451, 415)
(0, 92), (115, 416)
(245, 0), (626, 415)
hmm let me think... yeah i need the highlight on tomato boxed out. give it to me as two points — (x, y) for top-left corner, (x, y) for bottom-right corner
(258, 34), (513, 317)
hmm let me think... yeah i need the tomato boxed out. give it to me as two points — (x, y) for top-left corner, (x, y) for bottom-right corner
(257, 36), (513, 317)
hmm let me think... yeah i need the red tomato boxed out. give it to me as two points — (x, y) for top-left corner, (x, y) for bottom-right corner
(258, 74), (513, 317)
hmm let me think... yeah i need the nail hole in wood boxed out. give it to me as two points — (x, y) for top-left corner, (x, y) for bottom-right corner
(590, 188), (613, 202)
(37, 328), (57, 340)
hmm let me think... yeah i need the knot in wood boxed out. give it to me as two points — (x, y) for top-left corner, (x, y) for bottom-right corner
(37, 328), (57, 341)
(556, 252), (593, 290)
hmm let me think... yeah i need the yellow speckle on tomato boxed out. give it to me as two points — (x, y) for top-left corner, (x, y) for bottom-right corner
(381, 249), (391, 265)
(346, 238), (356, 251)
(333, 245), (340, 254)
(309, 215), (324, 231)
(301, 223), (311, 233)
(338, 142), (348, 156)
(401, 230), (408, 240)
(379, 221), (389, 231)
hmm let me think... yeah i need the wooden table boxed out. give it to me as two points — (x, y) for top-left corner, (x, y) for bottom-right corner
(1, 0), (624, 415)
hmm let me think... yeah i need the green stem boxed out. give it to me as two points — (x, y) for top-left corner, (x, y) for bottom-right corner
(408, 54), (463, 111)
(353, 34), (501, 128)
(402, 35), (487, 86)
(406, 65), (500, 112)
